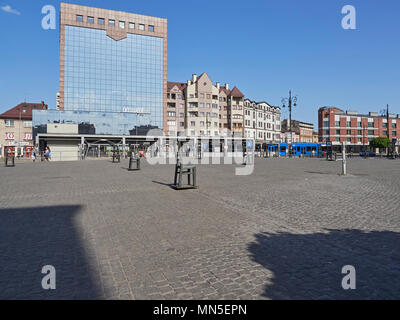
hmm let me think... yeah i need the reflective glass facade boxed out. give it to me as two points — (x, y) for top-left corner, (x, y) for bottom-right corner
(64, 26), (163, 128)
(33, 5), (166, 137)
(33, 110), (154, 135)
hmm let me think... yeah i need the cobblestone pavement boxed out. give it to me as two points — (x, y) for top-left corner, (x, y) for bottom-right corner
(0, 157), (399, 299)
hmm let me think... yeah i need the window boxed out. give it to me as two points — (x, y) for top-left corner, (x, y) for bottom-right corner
(5, 120), (14, 127)
(368, 122), (374, 128)
(357, 130), (362, 135)
(148, 25), (154, 32)
(200, 121), (205, 127)
(109, 19), (115, 26)
(368, 130), (374, 136)
(346, 130), (351, 135)
(393, 131), (397, 137)
(357, 122), (362, 127)
(392, 123), (397, 129)
(119, 21), (125, 28)
(335, 130), (340, 135)
(98, 18), (105, 25)
(167, 121), (176, 126)
(347, 121), (351, 127)
(383, 123), (388, 128)
(190, 121), (195, 127)
(24, 121), (32, 128)
(206, 94), (211, 99)
(129, 22), (135, 29)
(76, 15), (83, 22)
(87, 16), (94, 23)
(139, 24), (145, 30)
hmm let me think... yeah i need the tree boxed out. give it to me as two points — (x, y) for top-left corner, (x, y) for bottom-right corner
(369, 137), (391, 150)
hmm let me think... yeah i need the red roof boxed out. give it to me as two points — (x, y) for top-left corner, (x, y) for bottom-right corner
(229, 86), (244, 98)
(0, 102), (48, 120)
(167, 82), (187, 91)
(219, 87), (231, 95)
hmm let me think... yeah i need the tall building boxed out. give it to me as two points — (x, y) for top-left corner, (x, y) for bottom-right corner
(243, 99), (282, 143)
(0, 102), (48, 158)
(281, 119), (314, 143)
(165, 73), (245, 137)
(33, 2), (167, 135)
(318, 107), (400, 147)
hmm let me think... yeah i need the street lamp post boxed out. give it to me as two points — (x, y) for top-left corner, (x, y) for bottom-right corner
(282, 90), (297, 157)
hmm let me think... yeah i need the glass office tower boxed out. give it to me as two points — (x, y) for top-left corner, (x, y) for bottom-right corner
(33, 3), (167, 135)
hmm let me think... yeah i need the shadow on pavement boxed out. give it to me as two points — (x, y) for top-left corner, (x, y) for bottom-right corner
(248, 229), (400, 299)
(0, 205), (103, 299)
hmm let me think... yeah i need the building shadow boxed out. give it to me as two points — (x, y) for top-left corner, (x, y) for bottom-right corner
(248, 229), (400, 299)
(0, 205), (103, 299)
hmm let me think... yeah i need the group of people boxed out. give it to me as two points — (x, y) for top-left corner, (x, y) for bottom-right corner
(30, 147), (51, 162)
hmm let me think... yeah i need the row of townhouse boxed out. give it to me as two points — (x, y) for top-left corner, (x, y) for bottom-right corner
(243, 100), (282, 143)
(165, 72), (282, 143)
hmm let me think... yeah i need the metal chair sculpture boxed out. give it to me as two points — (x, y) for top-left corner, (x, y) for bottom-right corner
(173, 140), (197, 190)
(5, 155), (15, 167)
(128, 149), (141, 171)
(112, 145), (121, 163)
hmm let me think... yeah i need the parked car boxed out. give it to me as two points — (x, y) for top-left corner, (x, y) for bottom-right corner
(359, 150), (376, 157)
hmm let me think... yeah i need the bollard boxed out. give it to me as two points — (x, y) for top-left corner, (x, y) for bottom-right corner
(342, 143), (347, 176)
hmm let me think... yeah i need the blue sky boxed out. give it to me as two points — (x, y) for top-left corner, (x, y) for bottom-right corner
(1, 0), (399, 126)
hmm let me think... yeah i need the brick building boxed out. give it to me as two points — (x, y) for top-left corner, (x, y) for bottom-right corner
(318, 106), (400, 148)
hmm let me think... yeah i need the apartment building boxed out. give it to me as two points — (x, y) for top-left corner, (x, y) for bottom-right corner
(281, 119), (314, 143)
(244, 99), (282, 143)
(0, 102), (48, 158)
(165, 73), (245, 137)
(318, 107), (400, 146)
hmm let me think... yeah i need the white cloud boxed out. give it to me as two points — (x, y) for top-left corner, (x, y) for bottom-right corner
(1, 5), (21, 15)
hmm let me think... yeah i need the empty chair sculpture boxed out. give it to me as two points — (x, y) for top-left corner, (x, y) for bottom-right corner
(128, 151), (141, 171)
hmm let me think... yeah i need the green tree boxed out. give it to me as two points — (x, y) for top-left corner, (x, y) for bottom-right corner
(369, 137), (391, 150)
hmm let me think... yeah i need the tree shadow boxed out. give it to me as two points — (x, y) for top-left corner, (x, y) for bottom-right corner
(248, 229), (400, 299)
(0, 205), (103, 299)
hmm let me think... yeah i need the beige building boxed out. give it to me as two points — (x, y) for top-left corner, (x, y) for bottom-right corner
(0, 102), (48, 158)
(244, 99), (282, 143)
(281, 119), (314, 143)
(166, 73), (245, 137)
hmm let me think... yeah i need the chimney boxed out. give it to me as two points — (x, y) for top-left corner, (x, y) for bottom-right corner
(192, 74), (197, 82)
(216, 82), (220, 89)
(187, 80), (192, 86)
(225, 83), (229, 90)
